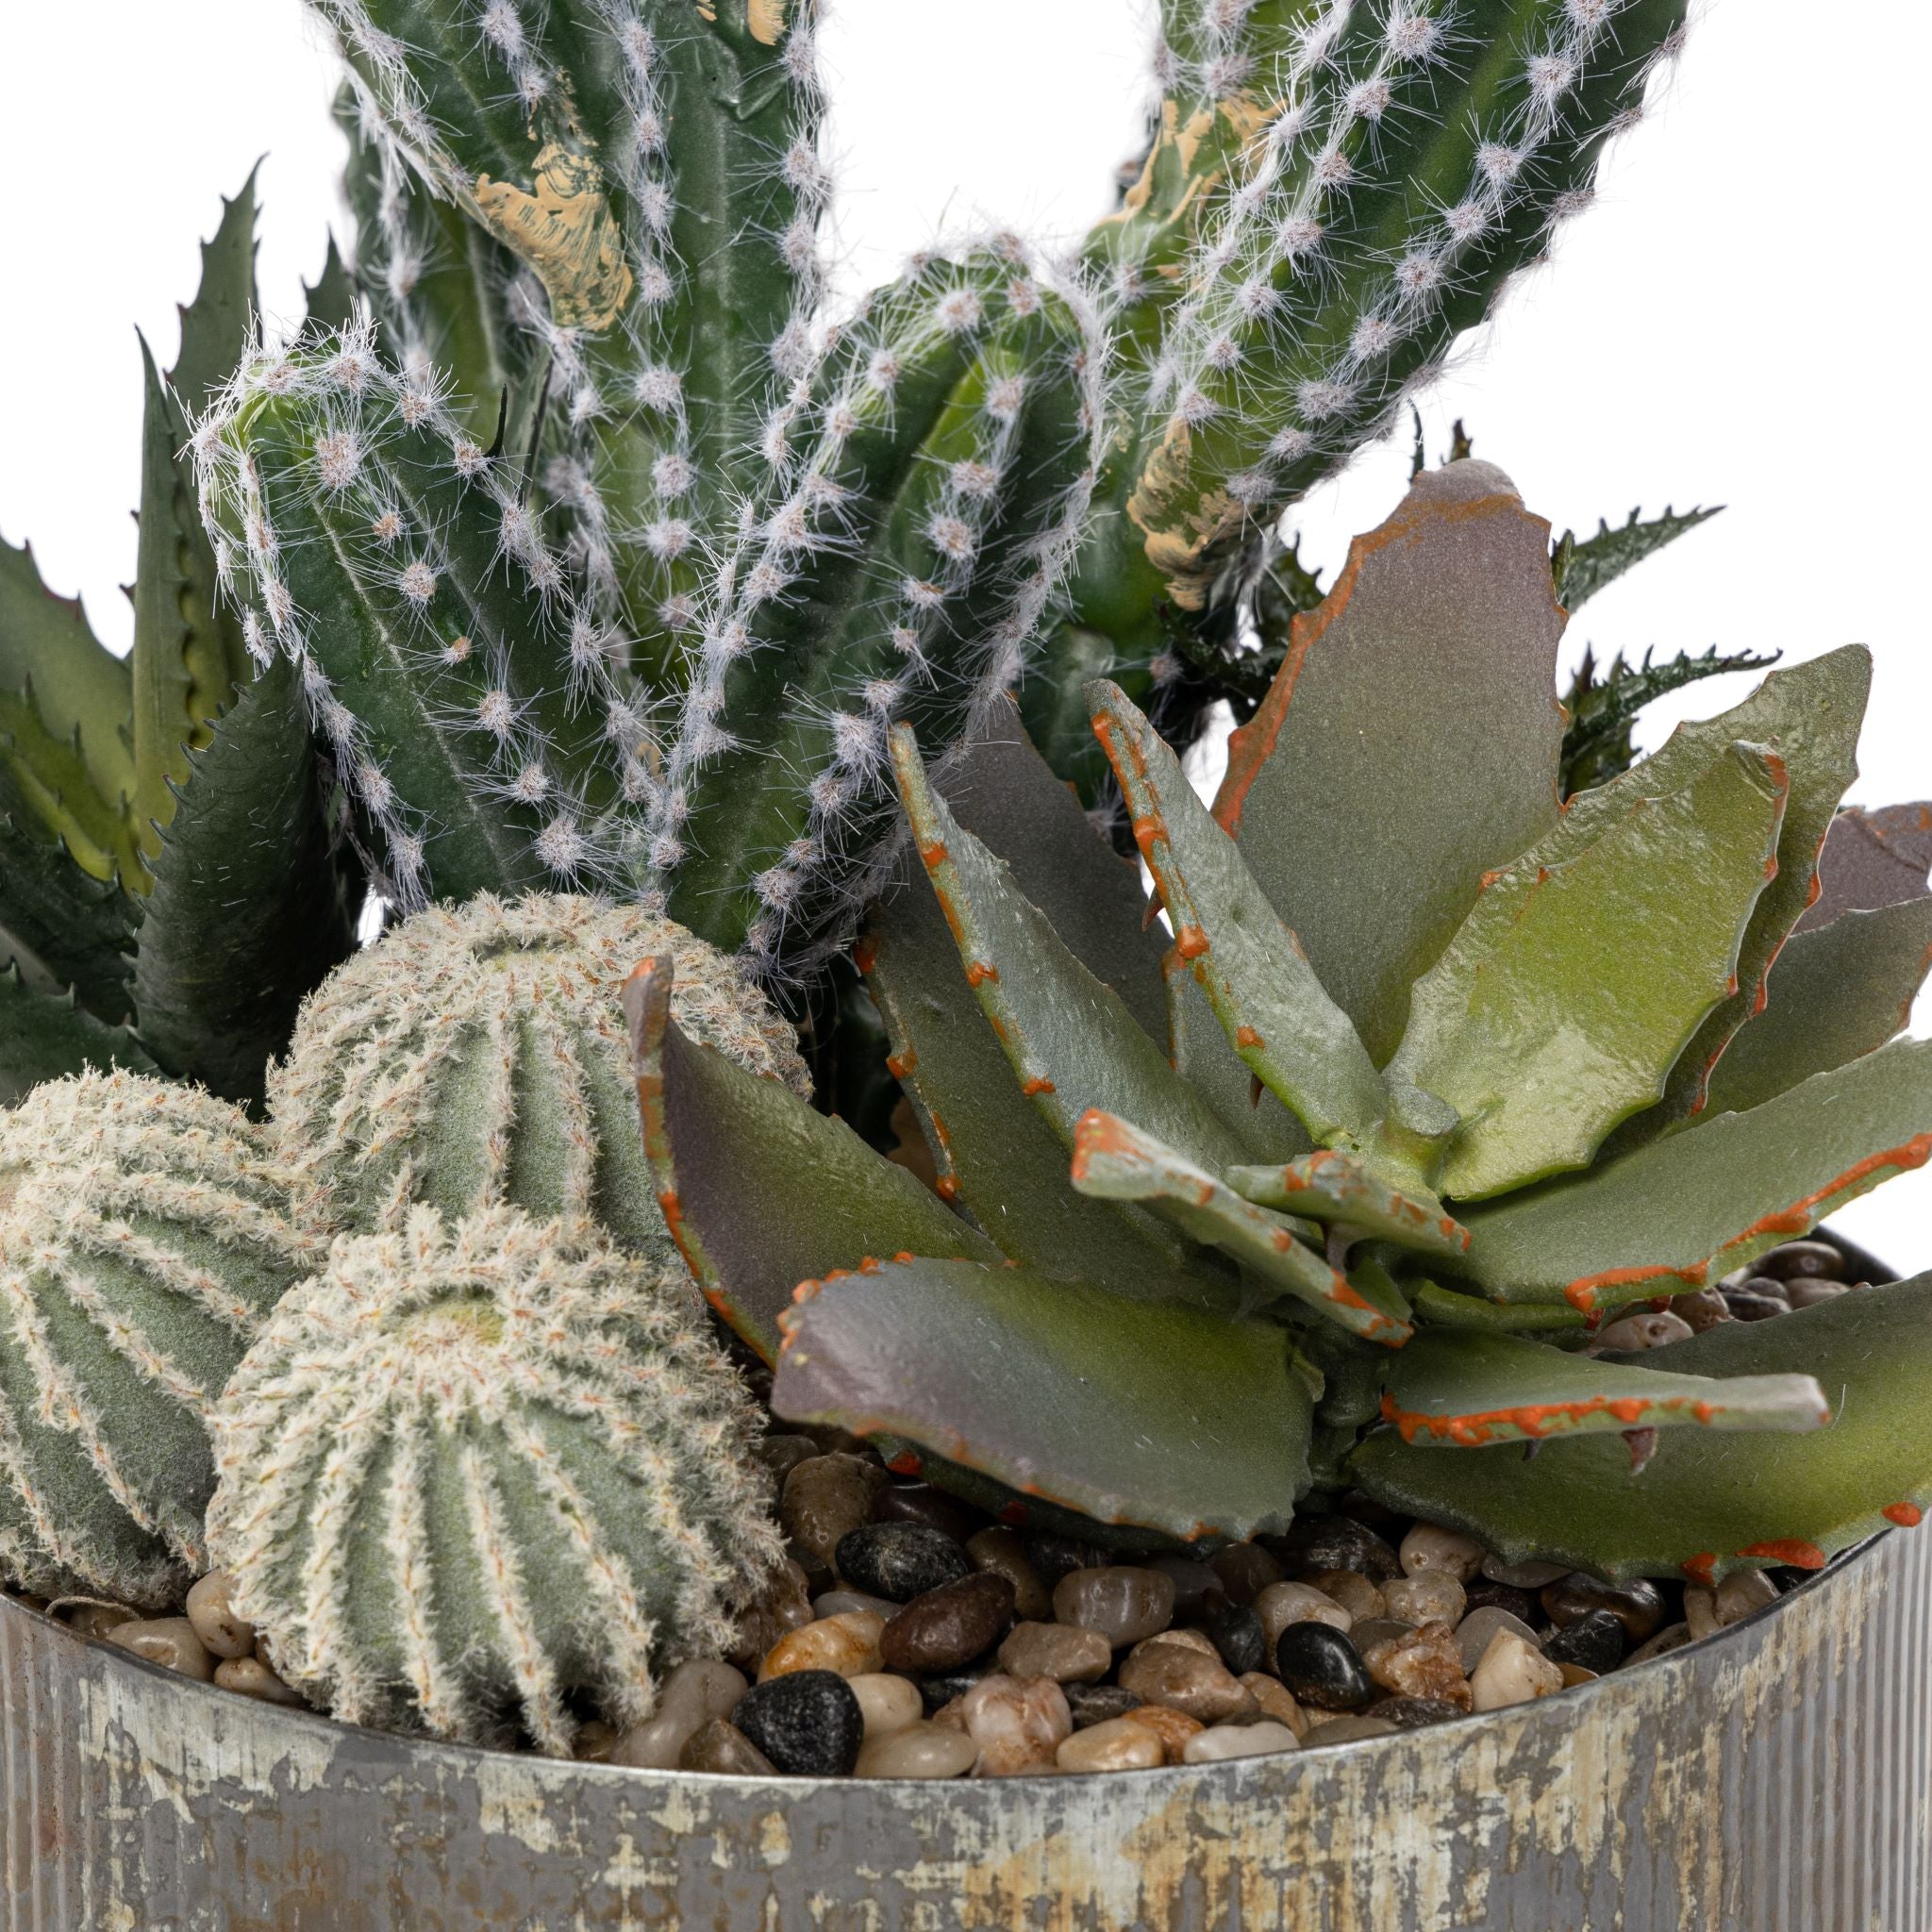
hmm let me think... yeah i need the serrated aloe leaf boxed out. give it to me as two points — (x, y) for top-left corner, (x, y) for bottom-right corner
(1352, 1275), (1932, 1584)
(1226, 1150), (1469, 1258)
(1592, 648), (1870, 1142)
(1090, 677), (1386, 1148)
(1796, 803), (1932, 932)
(0, 964), (156, 1107)
(863, 727), (1232, 1308)
(624, 957), (994, 1365)
(774, 1255), (1310, 1541)
(1559, 643), (1779, 798)
(1452, 1036), (1932, 1314)
(1209, 463), (1566, 1064)
(1700, 902), (1932, 1120)
(303, 234), (358, 337)
(167, 164), (260, 417)
(1391, 740), (1790, 1199)
(1166, 952), (1313, 1163)
(1378, 1328), (1827, 1451)
(0, 778), (138, 1025)
(890, 726), (1248, 1173)
(1071, 1110), (1410, 1345)
(131, 335), (253, 862)
(0, 535), (135, 853)
(132, 656), (358, 1109)
(1551, 504), (1722, 613)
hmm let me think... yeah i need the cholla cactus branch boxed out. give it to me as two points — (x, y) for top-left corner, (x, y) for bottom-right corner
(206, 1205), (781, 1753)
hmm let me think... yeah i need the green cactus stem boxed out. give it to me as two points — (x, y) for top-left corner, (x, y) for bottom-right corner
(206, 1205), (781, 1754)
(0, 1072), (323, 1606)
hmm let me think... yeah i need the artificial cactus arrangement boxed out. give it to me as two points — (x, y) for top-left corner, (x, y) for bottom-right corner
(0, 0), (1924, 1787)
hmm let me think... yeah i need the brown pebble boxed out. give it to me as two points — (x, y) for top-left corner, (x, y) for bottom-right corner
(997, 1620), (1111, 1684)
(1058, 1716), (1165, 1773)
(1541, 1574), (1664, 1642)
(759, 1610), (884, 1683)
(1754, 1240), (1841, 1282)
(1118, 1640), (1255, 1724)
(1592, 1310), (1693, 1353)
(573, 1719), (621, 1761)
(106, 1618), (212, 1681)
(856, 1721), (977, 1779)
(1238, 1674), (1307, 1737)
(62, 1602), (140, 1640)
(611, 1658), (748, 1769)
(184, 1573), (255, 1660)
(212, 1656), (306, 1707)
(1140, 1552), (1225, 1620)
(782, 1454), (890, 1573)
(1119, 1702), (1205, 1762)
(961, 1674), (1071, 1775)
(1359, 1620), (1471, 1711)
(756, 1434), (821, 1484)
(881, 1573), (1014, 1674)
(679, 1718), (777, 1775)
(1127, 1626), (1217, 1661)
(873, 1481), (984, 1543)
(1346, 1617), (1418, 1656)
(1302, 1713), (1397, 1743)
(1308, 1569), (1386, 1622)
(1050, 1566), (1175, 1648)
(1209, 1542), (1284, 1606)
(964, 1526), (1053, 1622)
(726, 1557), (815, 1672)
(1785, 1278), (1848, 1309)
(1669, 1288), (1733, 1333)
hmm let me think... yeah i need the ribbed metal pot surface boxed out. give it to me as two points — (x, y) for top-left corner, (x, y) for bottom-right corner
(1, 1524), (1926, 1931)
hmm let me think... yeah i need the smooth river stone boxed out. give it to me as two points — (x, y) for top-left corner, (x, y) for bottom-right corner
(1050, 1567), (1176, 1647)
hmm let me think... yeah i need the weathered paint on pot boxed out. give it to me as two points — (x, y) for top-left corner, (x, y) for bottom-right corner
(0, 1523), (1926, 1931)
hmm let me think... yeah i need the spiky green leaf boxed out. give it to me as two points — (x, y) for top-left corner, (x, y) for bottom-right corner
(0, 778), (138, 1025)
(1559, 643), (1779, 797)
(1352, 1276), (1932, 1583)
(0, 963), (155, 1107)
(774, 1255), (1312, 1541)
(166, 164), (260, 416)
(302, 234), (358, 337)
(1552, 504), (1721, 613)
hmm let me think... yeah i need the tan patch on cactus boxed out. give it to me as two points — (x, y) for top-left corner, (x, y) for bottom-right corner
(1125, 418), (1236, 610)
(746, 0), (789, 43)
(471, 142), (633, 329)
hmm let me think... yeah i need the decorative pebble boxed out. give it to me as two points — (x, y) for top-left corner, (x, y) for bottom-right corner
(574, 1720), (620, 1761)
(758, 1610), (884, 1683)
(848, 1672), (924, 1740)
(1754, 1240), (1841, 1281)
(106, 1618), (212, 1681)
(1119, 1703), (1205, 1761)
(1056, 1715), (1165, 1773)
(813, 1589), (900, 1622)
(782, 1454), (890, 1574)
(756, 1434), (821, 1485)
(1398, 1523), (1485, 1583)
(1209, 1542), (1285, 1606)
(1453, 1607), (1541, 1675)
(1478, 1554), (1570, 1589)
(1668, 1288), (1733, 1333)
(1384, 1571), (1466, 1627)
(1346, 1617), (1418, 1656)
(1066, 1682), (1144, 1730)
(1541, 1574), (1664, 1642)
(1685, 1567), (1780, 1641)
(727, 1557), (815, 1671)
(1206, 1603), (1267, 1676)
(1254, 1579), (1353, 1648)
(998, 1620), (1112, 1684)
(1542, 1608), (1624, 1675)
(1721, 1281), (1790, 1322)
(1307, 1568), (1385, 1622)
(64, 1602), (139, 1640)
(856, 1721), (977, 1780)
(1372, 1695), (1463, 1729)
(1470, 1630), (1564, 1711)
(872, 1481), (985, 1544)
(184, 1573), (255, 1661)
(1238, 1674), (1307, 1736)
(1359, 1620), (1471, 1710)
(964, 1527), (1053, 1622)
(212, 1656), (306, 1707)
(1461, 1579), (1541, 1626)
(679, 1718), (778, 1775)
(1117, 1641), (1254, 1724)
(1592, 1310), (1693, 1353)
(961, 1674), (1072, 1776)
(1556, 1663), (1599, 1688)
(835, 1522), (973, 1603)
(928, 1695), (969, 1733)
(1274, 1622), (1372, 1712)
(1127, 1626), (1217, 1661)
(733, 1670), (865, 1776)
(1141, 1552), (1225, 1620)
(611, 1658), (748, 1769)
(1785, 1278), (1849, 1309)
(1303, 1713), (1397, 1743)
(1281, 1517), (1401, 1584)
(919, 1666), (993, 1714)
(1050, 1567), (1175, 1648)
(1625, 1622), (1693, 1666)
(880, 1574), (1014, 1674)
(1022, 1531), (1107, 1586)
(1183, 1719), (1300, 1764)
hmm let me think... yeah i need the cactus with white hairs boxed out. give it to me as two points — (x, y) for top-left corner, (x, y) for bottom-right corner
(0, 1072), (323, 1606)
(206, 1205), (781, 1754)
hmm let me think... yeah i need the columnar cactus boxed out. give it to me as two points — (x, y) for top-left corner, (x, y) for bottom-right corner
(0, 1073), (322, 1605)
(631, 462), (1932, 1583)
(269, 891), (807, 1257)
(206, 1206), (781, 1753)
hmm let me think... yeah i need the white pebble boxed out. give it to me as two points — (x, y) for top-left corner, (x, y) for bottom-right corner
(849, 1672), (924, 1740)
(1470, 1630), (1564, 1711)
(1399, 1523), (1485, 1582)
(1182, 1720), (1301, 1764)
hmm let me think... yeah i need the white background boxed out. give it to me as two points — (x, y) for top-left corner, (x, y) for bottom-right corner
(2, 0), (1925, 1267)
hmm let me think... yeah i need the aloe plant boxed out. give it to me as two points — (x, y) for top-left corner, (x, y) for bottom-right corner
(629, 460), (1932, 1583)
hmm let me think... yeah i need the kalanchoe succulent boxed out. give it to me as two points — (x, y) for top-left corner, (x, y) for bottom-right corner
(0, 1072), (323, 1605)
(205, 1206), (780, 1753)
(629, 461), (1932, 1584)
(269, 891), (806, 1257)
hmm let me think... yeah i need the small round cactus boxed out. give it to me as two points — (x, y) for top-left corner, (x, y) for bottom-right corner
(268, 891), (808, 1257)
(206, 1206), (782, 1754)
(0, 1071), (324, 1606)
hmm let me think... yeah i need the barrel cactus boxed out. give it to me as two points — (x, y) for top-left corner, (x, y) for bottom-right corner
(631, 461), (1932, 1585)
(0, 1072), (322, 1605)
(269, 891), (807, 1256)
(205, 1206), (781, 1753)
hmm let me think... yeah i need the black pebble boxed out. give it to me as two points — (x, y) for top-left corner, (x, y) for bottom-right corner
(1462, 1579), (1541, 1626)
(1722, 1285), (1790, 1323)
(1206, 1604), (1267, 1676)
(1543, 1608), (1625, 1674)
(918, 1666), (991, 1715)
(835, 1522), (972, 1603)
(1065, 1682), (1144, 1730)
(1372, 1696), (1464, 1729)
(1276, 1515), (1402, 1584)
(1275, 1623), (1372, 1712)
(732, 1670), (864, 1777)
(1023, 1530), (1107, 1586)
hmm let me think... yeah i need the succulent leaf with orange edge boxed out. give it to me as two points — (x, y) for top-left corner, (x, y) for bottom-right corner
(632, 459), (1932, 1576)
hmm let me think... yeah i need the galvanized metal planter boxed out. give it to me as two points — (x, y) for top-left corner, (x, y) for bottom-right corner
(0, 1521), (1925, 1931)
